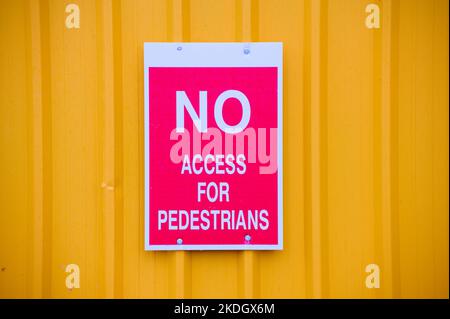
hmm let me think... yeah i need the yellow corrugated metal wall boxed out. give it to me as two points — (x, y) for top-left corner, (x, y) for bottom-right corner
(0, 0), (448, 298)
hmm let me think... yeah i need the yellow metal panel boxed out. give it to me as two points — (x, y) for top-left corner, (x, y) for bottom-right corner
(0, 0), (448, 298)
(0, 0), (31, 298)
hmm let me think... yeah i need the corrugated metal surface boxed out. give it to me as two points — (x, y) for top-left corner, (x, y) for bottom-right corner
(0, 0), (448, 298)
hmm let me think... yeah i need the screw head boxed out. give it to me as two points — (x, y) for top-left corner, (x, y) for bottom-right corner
(245, 234), (251, 242)
(243, 48), (250, 55)
(177, 46), (182, 51)
(177, 238), (183, 245)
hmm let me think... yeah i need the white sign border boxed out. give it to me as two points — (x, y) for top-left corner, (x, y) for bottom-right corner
(144, 42), (283, 251)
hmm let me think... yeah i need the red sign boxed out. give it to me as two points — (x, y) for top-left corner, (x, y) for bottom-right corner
(144, 43), (282, 250)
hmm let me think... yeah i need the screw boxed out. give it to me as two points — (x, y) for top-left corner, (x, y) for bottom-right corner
(177, 46), (182, 51)
(177, 238), (183, 245)
(244, 48), (250, 55)
(245, 234), (251, 242)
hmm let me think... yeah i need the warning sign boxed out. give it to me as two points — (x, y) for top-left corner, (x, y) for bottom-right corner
(144, 43), (283, 250)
